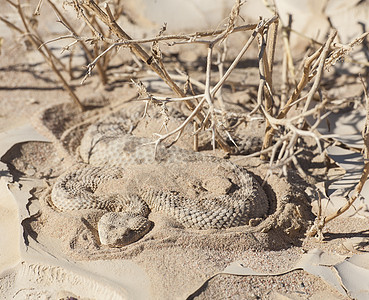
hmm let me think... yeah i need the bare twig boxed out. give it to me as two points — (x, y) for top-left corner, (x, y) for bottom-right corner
(258, 21), (276, 160)
(303, 31), (337, 112)
(33, 0), (43, 15)
(204, 45), (217, 149)
(212, 16), (278, 98)
(261, 30), (337, 158)
(280, 15), (292, 107)
(46, 0), (110, 84)
(3, 0), (84, 111)
(145, 16), (278, 150)
(75, 0), (235, 151)
(326, 32), (369, 69)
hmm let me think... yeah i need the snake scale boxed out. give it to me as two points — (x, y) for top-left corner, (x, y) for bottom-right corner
(50, 115), (270, 246)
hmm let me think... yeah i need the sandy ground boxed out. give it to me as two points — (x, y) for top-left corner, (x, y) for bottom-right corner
(1, 1), (369, 299)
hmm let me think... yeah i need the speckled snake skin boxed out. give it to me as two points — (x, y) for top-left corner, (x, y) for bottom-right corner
(51, 116), (270, 245)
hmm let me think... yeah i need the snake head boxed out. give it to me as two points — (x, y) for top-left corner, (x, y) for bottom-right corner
(98, 212), (153, 247)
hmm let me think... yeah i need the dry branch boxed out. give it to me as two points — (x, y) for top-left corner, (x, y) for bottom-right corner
(70, 0), (277, 151)
(261, 30), (337, 159)
(146, 16), (278, 150)
(46, 0), (107, 84)
(73, 0), (234, 150)
(2, 0), (84, 111)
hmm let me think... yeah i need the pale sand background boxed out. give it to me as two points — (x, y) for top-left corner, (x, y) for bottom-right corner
(1, 0), (369, 299)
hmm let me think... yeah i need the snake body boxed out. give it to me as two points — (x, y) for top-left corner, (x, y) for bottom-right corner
(51, 117), (269, 246)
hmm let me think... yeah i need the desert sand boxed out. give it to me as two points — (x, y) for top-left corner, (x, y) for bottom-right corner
(1, 1), (369, 299)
